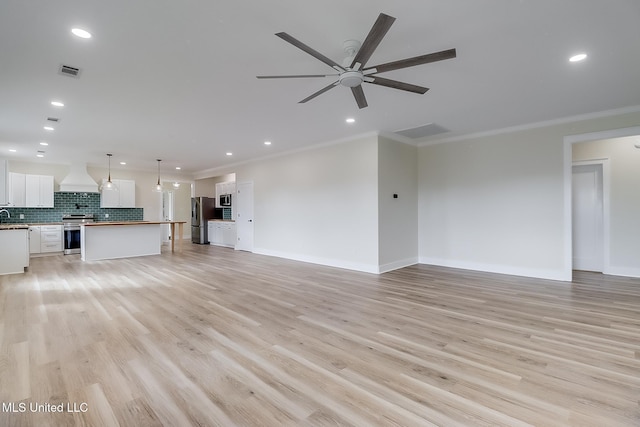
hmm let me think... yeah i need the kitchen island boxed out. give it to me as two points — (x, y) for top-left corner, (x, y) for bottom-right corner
(81, 221), (186, 261)
(0, 225), (29, 275)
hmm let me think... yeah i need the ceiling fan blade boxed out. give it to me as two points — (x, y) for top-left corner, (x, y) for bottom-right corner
(351, 85), (368, 109)
(366, 76), (429, 94)
(364, 48), (457, 74)
(257, 74), (338, 79)
(276, 32), (345, 72)
(350, 13), (396, 70)
(299, 81), (339, 103)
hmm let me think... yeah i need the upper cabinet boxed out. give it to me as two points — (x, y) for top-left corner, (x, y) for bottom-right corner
(24, 174), (54, 207)
(8, 172), (26, 207)
(6, 173), (54, 208)
(100, 179), (136, 208)
(215, 181), (236, 208)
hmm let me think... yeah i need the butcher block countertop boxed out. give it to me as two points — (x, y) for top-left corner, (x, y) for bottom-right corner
(84, 221), (186, 226)
(0, 224), (30, 230)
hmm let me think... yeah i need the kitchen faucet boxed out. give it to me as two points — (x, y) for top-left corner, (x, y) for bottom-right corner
(0, 209), (10, 223)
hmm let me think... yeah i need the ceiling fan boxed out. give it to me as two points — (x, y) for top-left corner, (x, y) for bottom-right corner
(257, 13), (457, 109)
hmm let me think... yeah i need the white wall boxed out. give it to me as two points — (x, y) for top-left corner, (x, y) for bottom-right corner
(233, 135), (380, 273)
(378, 136), (418, 272)
(573, 136), (640, 277)
(418, 110), (640, 280)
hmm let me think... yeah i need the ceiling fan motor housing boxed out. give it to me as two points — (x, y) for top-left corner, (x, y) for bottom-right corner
(339, 70), (364, 87)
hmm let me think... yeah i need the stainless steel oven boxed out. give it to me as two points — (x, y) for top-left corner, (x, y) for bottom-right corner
(63, 214), (94, 255)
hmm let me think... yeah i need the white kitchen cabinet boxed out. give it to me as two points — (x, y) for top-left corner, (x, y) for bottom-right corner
(207, 221), (215, 244)
(215, 183), (223, 208)
(215, 181), (236, 208)
(8, 172), (26, 207)
(29, 225), (63, 255)
(39, 225), (62, 253)
(100, 179), (136, 208)
(29, 226), (41, 254)
(222, 222), (236, 247)
(25, 174), (54, 207)
(0, 228), (29, 275)
(209, 221), (236, 248)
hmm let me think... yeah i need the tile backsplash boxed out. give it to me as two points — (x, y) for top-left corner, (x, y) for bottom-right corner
(0, 192), (143, 223)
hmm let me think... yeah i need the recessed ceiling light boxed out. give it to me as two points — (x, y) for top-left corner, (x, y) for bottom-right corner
(120, 162), (126, 165)
(40, 142), (48, 146)
(346, 118), (355, 123)
(36, 154), (44, 158)
(264, 141), (272, 146)
(226, 152), (233, 156)
(9, 149), (16, 152)
(71, 28), (92, 39)
(175, 166), (181, 170)
(43, 126), (54, 131)
(51, 101), (64, 107)
(569, 53), (587, 62)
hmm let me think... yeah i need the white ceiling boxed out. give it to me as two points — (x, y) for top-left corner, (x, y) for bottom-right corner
(1, 0), (639, 174)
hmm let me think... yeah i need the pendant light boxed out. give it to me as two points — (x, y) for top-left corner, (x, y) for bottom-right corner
(102, 153), (118, 191)
(154, 159), (163, 192)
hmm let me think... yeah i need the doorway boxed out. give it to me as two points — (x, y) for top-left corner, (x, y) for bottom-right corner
(572, 162), (604, 272)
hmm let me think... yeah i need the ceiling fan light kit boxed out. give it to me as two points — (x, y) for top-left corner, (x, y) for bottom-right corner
(257, 13), (457, 109)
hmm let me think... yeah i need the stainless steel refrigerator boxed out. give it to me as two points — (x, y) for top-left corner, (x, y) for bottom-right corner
(191, 196), (216, 244)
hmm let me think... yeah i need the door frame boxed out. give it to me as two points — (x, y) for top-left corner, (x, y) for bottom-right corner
(571, 159), (609, 273)
(563, 125), (640, 280)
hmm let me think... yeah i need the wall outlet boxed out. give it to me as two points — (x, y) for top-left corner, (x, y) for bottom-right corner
(20, 214), (24, 219)
(105, 214), (109, 218)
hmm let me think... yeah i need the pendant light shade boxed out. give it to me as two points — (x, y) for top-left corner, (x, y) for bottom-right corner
(154, 159), (163, 192)
(102, 153), (118, 191)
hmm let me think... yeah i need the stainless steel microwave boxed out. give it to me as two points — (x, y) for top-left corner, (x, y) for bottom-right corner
(219, 194), (231, 206)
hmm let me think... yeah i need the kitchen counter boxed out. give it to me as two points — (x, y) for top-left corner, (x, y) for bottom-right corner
(0, 224), (30, 230)
(81, 221), (186, 261)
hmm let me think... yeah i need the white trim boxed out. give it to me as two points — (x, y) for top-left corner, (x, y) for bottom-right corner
(378, 257), (419, 274)
(377, 131), (418, 146)
(563, 125), (640, 280)
(420, 105), (640, 147)
(194, 131), (380, 179)
(571, 159), (611, 275)
(419, 257), (568, 281)
(253, 247), (380, 275)
(607, 266), (640, 279)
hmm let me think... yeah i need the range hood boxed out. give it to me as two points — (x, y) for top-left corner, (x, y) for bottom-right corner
(59, 164), (100, 193)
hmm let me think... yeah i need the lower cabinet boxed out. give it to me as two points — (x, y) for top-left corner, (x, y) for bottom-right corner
(29, 225), (63, 255)
(28, 226), (41, 254)
(207, 221), (236, 248)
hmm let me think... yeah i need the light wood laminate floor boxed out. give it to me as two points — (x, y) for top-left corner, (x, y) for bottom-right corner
(1, 245), (639, 426)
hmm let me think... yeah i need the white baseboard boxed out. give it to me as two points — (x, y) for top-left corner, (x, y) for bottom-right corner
(378, 257), (419, 274)
(253, 248), (380, 274)
(604, 266), (640, 279)
(419, 257), (570, 281)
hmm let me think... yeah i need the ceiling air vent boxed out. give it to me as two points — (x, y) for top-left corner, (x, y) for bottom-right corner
(46, 117), (59, 122)
(59, 64), (81, 78)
